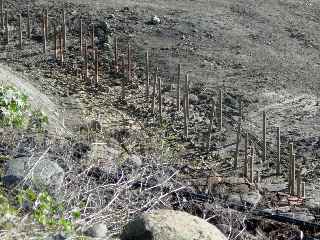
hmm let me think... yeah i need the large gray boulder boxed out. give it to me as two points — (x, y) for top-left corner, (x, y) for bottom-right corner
(2, 155), (64, 193)
(120, 209), (227, 240)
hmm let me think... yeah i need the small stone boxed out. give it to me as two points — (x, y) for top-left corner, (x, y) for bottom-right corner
(189, 94), (199, 104)
(128, 155), (143, 167)
(149, 15), (161, 25)
(84, 223), (108, 238)
(107, 14), (115, 19)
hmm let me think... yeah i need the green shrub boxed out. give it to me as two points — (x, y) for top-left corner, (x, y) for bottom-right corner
(0, 86), (48, 129)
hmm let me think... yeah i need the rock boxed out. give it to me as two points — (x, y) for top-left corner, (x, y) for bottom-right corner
(241, 190), (261, 206)
(120, 209), (227, 240)
(3, 155), (64, 193)
(72, 142), (91, 159)
(44, 233), (66, 240)
(149, 16), (161, 25)
(84, 223), (108, 238)
(128, 155), (143, 167)
(189, 94), (199, 104)
(88, 143), (120, 170)
(224, 177), (246, 185)
(79, 119), (102, 132)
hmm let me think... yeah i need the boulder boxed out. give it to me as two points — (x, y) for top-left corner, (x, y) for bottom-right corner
(120, 209), (227, 240)
(84, 223), (108, 238)
(2, 155), (64, 193)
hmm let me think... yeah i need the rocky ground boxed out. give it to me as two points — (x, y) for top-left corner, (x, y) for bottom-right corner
(0, 0), (320, 239)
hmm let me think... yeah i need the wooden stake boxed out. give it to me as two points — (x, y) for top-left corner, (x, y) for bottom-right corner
(5, 10), (8, 44)
(177, 64), (181, 112)
(158, 76), (162, 125)
(289, 142), (294, 194)
(291, 153), (296, 196)
(27, 5), (31, 39)
(151, 71), (157, 116)
(183, 95), (189, 139)
(91, 22), (94, 48)
(62, 7), (66, 50)
(127, 43), (131, 82)
(249, 144), (255, 183)
(45, 8), (48, 40)
(301, 182), (305, 198)
(185, 74), (190, 119)
(234, 99), (242, 169)
(80, 18), (83, 56)
(42, 14), (46, 53)
(121, 53), (125, 75)
(85, 40), (88, 80)
(114, 36), (118, 72)
(0, 0), (3, 30)
(95, 49), (99, 84)
(296, 168), (301, 197)
(121, 54), (125, 100)
(18, 14), (22, 50)
(244, 132), (249, 178)
(207, 98), (215, 150)
(145, 51), (150, 101)
(276, 126), (281, 175)
(54, 24), (57, 60)
(218, 89), (223, 131)
(60, 30), (64, 63)
(262, 111), (267, 162)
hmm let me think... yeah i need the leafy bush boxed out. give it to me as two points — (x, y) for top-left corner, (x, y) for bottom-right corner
(0, 86), (48, 128)
(17, 189), (80, 232)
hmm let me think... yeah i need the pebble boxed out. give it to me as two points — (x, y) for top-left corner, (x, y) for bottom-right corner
(150, 15), (161, 25)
